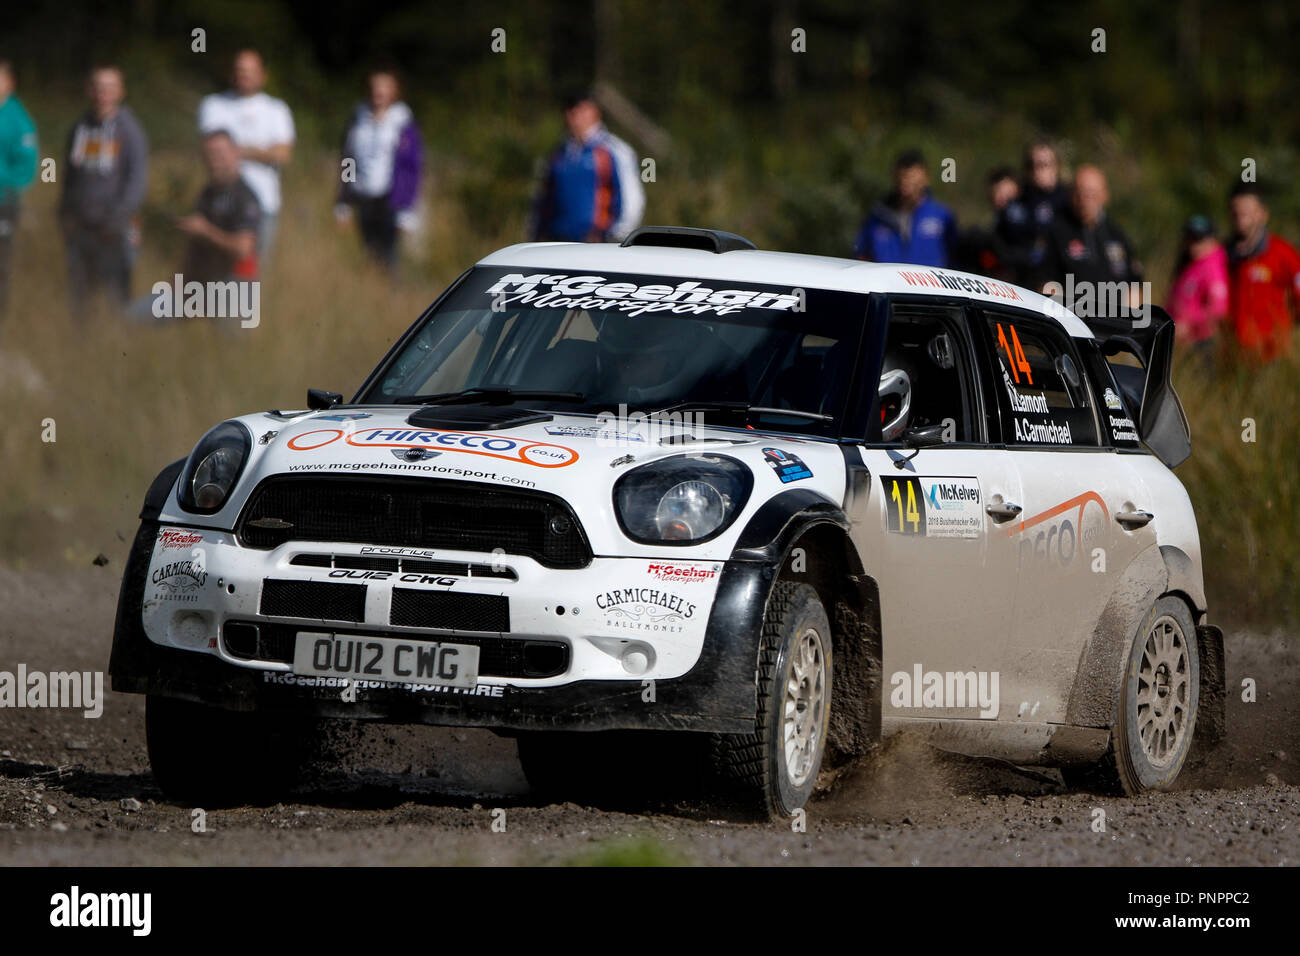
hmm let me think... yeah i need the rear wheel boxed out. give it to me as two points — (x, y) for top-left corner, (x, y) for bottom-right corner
(1065, 596), (1200, 795)
(711, 581), (832, 819)
(146, 695), (319, 805)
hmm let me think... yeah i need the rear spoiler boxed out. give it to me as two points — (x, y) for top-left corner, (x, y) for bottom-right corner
(1085, 306), (1191, 468)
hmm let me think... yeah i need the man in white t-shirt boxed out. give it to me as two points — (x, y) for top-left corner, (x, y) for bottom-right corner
(197, 49), (294, 262)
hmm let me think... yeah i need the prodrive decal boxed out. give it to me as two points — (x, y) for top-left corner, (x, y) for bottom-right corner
(880, 476), (983, 538)
(286, 427), (579, 467)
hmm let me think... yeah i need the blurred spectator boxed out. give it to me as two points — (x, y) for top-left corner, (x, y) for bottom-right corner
(1226, 182), (1300, 362)
(59, 66), (149, 317)
(853, 149), (956, 267)
(529, 90), (644, 242)
(335, 68), (424, 269)
(957, 166), (1019, 280)
(198, 49), (293, 260)
(988, 165), (1020, 214)
(1039, 165), (1142, 310)
(0, 60), (38, 322)
(1167, 215), (1227, 350)
(176, 131), (260, 284)
(998, 140), (1070, 287)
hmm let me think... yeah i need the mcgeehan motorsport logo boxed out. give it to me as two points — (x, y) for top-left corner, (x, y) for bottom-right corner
(484, 272), (805, 317)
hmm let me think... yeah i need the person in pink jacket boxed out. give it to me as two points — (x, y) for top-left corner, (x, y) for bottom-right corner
(1167, 214), (1228, 351)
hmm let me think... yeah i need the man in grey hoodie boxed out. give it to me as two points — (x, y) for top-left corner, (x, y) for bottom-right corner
(59, 65), (148, 316)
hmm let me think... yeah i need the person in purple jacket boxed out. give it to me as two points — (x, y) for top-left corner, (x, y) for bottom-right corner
(335, 68), (423, 269)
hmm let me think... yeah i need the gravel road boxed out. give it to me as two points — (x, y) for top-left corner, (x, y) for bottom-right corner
(2, 566), (1296, 865)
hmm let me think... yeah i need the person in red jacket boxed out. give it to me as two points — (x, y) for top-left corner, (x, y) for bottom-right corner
(1226, 182), (1300, 362)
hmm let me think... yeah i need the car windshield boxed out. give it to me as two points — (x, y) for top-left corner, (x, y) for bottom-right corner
(360, 266), (868, 436)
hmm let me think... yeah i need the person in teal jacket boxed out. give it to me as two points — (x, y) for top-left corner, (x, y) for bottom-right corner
(0, 60), (39, 322)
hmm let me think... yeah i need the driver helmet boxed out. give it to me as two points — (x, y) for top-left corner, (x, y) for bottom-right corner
(878, 351), (913, 441)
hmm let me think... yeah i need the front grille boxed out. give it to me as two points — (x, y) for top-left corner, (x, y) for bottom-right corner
(260, 579), (367, 622)
(390, 589), (510, 632)
(220, 621), (567, 678)
(239, 476), (591, 569)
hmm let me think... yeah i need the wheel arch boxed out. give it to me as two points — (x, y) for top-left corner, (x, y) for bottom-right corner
(730, 489), (882, 759)
(141, 457), (186, 520)
(1065, 544), (1222, 739)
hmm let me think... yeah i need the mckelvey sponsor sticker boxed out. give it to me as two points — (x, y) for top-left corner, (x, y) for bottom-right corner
(921, 477), (983, 538)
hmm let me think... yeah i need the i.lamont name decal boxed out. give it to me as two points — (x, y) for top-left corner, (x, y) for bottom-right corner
(287, 427), (579, 467)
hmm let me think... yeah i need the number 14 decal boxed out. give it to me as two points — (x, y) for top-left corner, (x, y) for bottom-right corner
(996, 322), (1033, 385)
(883, 476), (924, 535)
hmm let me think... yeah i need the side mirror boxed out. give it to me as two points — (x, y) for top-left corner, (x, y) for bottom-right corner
(307, 388), (343, 410)
(894, 423), (947, 469)
(902, 424), (947, 448)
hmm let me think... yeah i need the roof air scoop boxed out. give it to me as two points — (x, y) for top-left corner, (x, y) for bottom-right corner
(619, 225), (756, 254)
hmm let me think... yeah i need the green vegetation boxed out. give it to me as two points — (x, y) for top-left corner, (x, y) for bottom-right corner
(561, 835), (689, 867)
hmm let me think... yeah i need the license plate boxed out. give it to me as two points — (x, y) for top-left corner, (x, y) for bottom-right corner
(292, 632), (479, 688)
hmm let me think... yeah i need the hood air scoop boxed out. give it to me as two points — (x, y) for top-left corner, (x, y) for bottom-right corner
(406, 405), (554, 430)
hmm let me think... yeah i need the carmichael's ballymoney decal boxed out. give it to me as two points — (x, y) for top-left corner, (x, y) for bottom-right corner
(287, 426), (579, 467)
(595, 587), (697, 633)
(150, 558), (208, 603)
(484, 273), (802, 317)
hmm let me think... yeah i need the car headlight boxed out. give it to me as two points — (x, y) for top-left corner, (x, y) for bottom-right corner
(613, 454), (752, 545)
(178, 421), (252, 514)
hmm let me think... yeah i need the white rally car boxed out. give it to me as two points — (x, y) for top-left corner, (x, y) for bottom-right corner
(111, 226), (1224, 817)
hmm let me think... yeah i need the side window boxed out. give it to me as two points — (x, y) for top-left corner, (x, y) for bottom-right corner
(1079, 340), (1144, 449)
(981, 311), (1101, 447)
(871, 304), (981, 444)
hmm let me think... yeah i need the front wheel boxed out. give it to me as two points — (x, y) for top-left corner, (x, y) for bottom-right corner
(711, 581), (833, 819)
(1066, 596), (1200, 795)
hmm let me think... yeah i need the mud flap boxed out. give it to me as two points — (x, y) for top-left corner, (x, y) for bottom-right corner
(1194, 624), (1226, 743)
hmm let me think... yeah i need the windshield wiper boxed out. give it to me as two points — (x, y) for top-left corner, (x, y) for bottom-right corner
(391, 386), (587, 406)
(650, 401), (834, 423)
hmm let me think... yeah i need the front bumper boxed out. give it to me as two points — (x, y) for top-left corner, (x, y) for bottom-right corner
(111, 521), (774, 733)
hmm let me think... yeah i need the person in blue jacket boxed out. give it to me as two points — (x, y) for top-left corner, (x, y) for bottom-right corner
(529, 90), (644, 243)
(853, 150), (957, 267)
